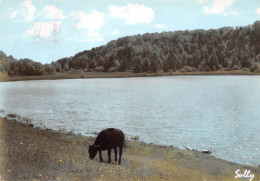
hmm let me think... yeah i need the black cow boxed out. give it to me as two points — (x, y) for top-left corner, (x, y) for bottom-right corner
(88, 128), (125, 164)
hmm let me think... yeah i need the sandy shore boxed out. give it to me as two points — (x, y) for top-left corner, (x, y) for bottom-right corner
(0, 118), (259, 180)
(0, 70), (260, 82)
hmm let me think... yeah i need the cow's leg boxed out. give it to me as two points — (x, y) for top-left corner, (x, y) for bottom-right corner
(99, 149), (103, 162)
(114, 147), (117, 162)
(118, 146), (122, 164)
(107, 148), (111, 163)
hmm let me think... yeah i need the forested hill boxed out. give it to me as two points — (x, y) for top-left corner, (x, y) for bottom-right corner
(53, 21), (260, 73)
(1, 21), (260, 76)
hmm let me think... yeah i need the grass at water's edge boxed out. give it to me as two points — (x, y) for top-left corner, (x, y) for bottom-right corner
(0, 117), (259, 181)
(0, 72), (7, 82)
(0, 70), (260, 82)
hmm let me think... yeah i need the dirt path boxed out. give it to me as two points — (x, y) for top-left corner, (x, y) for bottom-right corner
(0, 118), (259, 181)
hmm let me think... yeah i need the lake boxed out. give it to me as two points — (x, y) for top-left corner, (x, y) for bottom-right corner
(0, 76), (260, 166)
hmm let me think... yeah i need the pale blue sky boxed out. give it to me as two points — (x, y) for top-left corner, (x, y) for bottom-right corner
(0, 0), (259, 63)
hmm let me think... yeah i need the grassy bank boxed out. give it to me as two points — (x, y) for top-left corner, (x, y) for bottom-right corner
(0, 118), (259, 180)
(0, 70), (260, 82)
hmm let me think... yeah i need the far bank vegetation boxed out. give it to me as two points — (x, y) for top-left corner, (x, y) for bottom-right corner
(1, 21), (260, 76)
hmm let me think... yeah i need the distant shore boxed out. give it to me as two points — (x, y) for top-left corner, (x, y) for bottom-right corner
(0, 117), (259, 180)
(1, 70), (260, 82)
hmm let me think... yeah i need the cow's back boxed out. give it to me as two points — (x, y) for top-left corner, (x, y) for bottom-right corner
(95, 128), (124, 149)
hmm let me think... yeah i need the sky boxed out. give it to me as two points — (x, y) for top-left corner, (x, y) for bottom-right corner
(0, 0), (259, 64)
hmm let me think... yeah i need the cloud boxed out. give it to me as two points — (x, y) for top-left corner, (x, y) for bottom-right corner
(257, 8), (260, 14)
(231, 11), (237, 15)
(86, 30), (103, 42)
(202, 0), (235, 14)
(43, 5), (65, 20)
(11, 3), (66, 23)
(71, 10), (104, 31)
(223, 11), (237, 16)
(108, 3), (154, 24)
(11, 0), (36, 22)
(155, 24), (165, 29)
(112, 30), (119, 35)
(10, 11), (18, 19)
(71, 10), (105, 42)
(21, 0), (36, 22)
(27, 21), (61, 40)
(0, 0), (3, 5)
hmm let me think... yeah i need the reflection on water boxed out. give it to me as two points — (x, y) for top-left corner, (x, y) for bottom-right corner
(0, 76), (260, 166)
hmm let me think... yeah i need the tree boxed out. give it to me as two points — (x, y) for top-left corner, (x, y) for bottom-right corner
(104, 55), (114, 71)
(163, 61), (168, 72)
(142, 57), (149, 72)
(133, 56), (142, 73)
(251, 21), (260, 52)
(88, 60), (96, 70)
(167, 52), (176, 71)
(150, 59), (157, 72)
(208, 49), (219, 70)
(77, 55), (88, 69)
(44, 64), (56, 74)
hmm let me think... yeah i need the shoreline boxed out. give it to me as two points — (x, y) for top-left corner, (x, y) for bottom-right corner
(1, 70), (260, 82)
(0, 117), (259, 180)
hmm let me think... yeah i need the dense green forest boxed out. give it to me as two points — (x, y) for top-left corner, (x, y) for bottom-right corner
(1, 21), (260, 76)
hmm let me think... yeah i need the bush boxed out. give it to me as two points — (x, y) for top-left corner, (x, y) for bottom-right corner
(183, 65), (192, 72)
(192, 67), (197, 72)
(250, 63), (259, 72)
(44, 65), (56, 74)
(205, 65), (211, 72)
(242, 67), (249, 72)
(133, 65), (141, 73)
(108, 67), (118, 72)
(218, 64), (223, 70)
(255, 69), (260, 73)
(80, 73), (85, 78)
(95, 66), (104, 72)
(198, 65), (205, 71)
(232, 65), (240, 70)
(8, 70), (15, 76)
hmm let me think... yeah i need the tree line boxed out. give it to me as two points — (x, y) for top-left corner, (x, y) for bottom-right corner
(1, 21), (260, 76)
(0, 56), (55, 76)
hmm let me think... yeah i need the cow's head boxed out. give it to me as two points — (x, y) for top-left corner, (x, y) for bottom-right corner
(88, 145), (99, 159)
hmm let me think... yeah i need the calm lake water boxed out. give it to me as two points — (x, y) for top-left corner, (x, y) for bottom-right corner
(0, 76), (260, 166)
